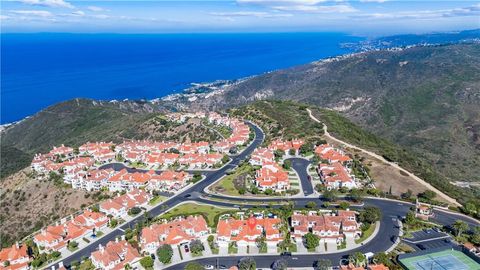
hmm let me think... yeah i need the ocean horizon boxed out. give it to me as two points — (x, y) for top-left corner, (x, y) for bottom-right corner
(1, 32), (363, 124)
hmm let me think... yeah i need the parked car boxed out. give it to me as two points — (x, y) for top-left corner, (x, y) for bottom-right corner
(281, 251), (292, 256)
(204, 265), (214, 270)
(184, 245), (190, 253)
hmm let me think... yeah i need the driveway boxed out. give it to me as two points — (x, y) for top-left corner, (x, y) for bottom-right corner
(218, 245), (228, 255)
(172, 246), (182, 263)
(249, 245), (259, 254)
(267, 243), (277, 254)
(237, 245), (248, 255)
(202, 240), (213, 256)
(326, 242), (337, 252)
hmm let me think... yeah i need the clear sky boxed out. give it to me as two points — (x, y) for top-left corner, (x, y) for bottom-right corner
(1, 0), (479, 35)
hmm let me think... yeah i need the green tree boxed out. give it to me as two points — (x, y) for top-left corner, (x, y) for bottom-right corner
(157, 244), (173, 264)
(264, 189), (274, 196)
(401, 189), (413, 200)
(349, 189), (364, 203)
(289, 149), (296, 156)
(470, 227), (480, 245)
(283, 160), (292, 170)
(184, 262), (204, 270)
(372, 252), (391, 267)
(315, 259), (332, 270)
(238, 257), (256, 270)
(339, 202), (350, 210)
(192, 172), (202, 183)
(323, 189), (337, 202)
(274, 150), (285, 159)
(405, 211), (417, 225)
(189, 239), (204, 255)
(463, 202), (477, 216)
(300, 143), (312, 155)
(359, 207), (382, 224)
(304, 233), (320, 250)
(272, 259), (288, 270)
(139, 256), (154, 270)
(222, 155), (230, 164)
(419, 190), (436, 201)
(453, 220), (469, 237)
(128, 207), (141, 215)
(348, 252), (366, 267)
(255, 235), (267, 251)
(306, 201), (317, 209)
(207, 235), (215, 245)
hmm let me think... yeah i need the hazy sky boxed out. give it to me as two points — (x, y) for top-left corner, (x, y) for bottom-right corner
(1, 0), (479, 35)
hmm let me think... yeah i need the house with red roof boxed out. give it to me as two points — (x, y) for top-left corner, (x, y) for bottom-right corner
(268, 139), (304, 155)
(33, 224), (66, 251)
(318, 163), (357, 190)
(100, 189), (150, 218)
(50, 145), (74, 157)
(249, 148), (274, 166)
(216, 216), (283, 248)
(254, 163), (290, 192)
(212, 140), (235, 154)
(291, 210), (360, 245)
(73, 210), (109, 231)
(315, 144), (352, 164)
(0, 243), (30, 270)
(147, 170), (191, 191)
(140, 215), (209, 254)
(415, 199), (434, 220)
(91, 238), (140, 270)
(368, 264), (390, 270)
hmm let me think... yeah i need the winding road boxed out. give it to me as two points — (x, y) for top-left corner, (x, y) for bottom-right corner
(53, 120), (479, 270)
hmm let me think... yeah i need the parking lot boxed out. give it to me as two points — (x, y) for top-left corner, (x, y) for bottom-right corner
(403, 229), (453, 251)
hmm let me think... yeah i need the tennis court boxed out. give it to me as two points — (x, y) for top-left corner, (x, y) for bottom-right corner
(399, 249), (480, 270)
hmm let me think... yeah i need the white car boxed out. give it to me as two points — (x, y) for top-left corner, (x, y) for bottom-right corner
(204, 265), (214, 270)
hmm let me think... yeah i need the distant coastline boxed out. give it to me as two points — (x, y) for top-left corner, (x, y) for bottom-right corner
(2, 29), (478, 125)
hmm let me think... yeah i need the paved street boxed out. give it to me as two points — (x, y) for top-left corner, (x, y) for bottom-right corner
(287, 157), (315, 196)
(50, 121), (480, 270)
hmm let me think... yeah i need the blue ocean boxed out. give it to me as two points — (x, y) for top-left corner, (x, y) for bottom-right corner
(1, 33), (363, 124)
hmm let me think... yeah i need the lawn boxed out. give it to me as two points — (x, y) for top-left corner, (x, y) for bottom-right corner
(210, 163), (254, 196)
(148, 195), (167, 206)
(355, 222), (377, 244)
(159, 203), (235, 227)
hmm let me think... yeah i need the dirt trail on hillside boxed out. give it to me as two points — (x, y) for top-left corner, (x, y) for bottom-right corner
(306, 108), (461, 207)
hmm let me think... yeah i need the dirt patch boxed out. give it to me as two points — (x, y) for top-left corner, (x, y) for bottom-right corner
(0, 168), (95, 247)
(323, 137), (450, 204)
